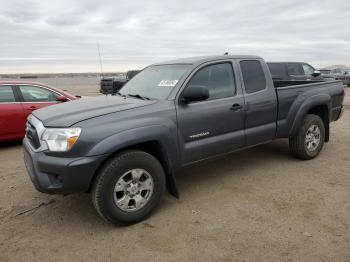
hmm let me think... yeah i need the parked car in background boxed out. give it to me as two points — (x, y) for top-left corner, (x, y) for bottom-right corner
(332, 68), (350, 86)
(318, 69), (336, 81)
(23, 55), (344, 225)
(267, 62), (323, 81)
(100, 70), (140, 95)
(0, 82), (77, 142)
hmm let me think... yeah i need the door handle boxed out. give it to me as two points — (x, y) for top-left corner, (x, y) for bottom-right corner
(28, 106), (38, 111)
(230, 103), (243, 111)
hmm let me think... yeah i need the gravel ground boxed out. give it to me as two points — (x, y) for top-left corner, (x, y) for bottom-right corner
(0, 82), (349, 262)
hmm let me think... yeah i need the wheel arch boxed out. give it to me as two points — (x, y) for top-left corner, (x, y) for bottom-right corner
(87, 126), (180, 198)
(289, 94), (330, 139)
(306, 105), (330, 142)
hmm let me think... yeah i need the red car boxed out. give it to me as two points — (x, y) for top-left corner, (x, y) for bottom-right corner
(0, 81), (78, 142)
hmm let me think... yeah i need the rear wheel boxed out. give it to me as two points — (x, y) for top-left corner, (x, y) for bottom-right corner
(92, 150), (166, 225)
(289, 114), (325, 160)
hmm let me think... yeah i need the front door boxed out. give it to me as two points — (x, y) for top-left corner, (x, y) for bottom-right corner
(0, 85), (26, 140)
(176, 62), (245, 164)
(16, 85), (59, 119)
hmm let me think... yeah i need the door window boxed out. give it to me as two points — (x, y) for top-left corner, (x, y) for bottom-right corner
(302, 64), (315, 76)
(0, 86), (16, 102)
(19, 85), (58, 102)
(186, 63), (236, 100)
(240, 60), (266, 93)
(287, 63), (304, 75)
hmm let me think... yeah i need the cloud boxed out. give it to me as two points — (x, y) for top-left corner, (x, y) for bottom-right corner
(0, 0), (349, 73)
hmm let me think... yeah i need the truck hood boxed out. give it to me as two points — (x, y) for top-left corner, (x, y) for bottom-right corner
(33, 95), (156, 127)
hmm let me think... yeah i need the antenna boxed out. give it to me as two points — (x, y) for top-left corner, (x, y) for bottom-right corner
(97, 42), (104, 78)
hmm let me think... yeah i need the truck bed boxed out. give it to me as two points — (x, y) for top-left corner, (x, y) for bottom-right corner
(275, 80), (344, 138)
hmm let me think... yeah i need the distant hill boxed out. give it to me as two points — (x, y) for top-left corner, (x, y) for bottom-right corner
(323, 65), (350, 70)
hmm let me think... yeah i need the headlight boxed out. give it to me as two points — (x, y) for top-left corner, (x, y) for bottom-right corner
(41, 128), (81, 152)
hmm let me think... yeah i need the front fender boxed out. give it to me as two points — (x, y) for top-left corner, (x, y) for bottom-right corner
(289, 94), (330, 137)
(87, 125), (179, 166)
(86, 125), (181, 197)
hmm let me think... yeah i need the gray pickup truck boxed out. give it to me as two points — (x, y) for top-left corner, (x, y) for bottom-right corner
(23, 55), (344, 225)
(267, 62), (323, 81)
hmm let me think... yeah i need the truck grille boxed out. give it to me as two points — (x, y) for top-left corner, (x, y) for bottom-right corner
(26, 121), (41, 149)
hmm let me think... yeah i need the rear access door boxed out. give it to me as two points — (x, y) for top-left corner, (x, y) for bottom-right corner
(238, 59), (278, 146)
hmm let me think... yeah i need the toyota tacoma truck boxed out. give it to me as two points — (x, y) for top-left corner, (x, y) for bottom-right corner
(23, 55), (344, 225)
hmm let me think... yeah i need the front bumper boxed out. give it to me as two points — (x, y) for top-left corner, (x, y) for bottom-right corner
(23, 138), (108, 194)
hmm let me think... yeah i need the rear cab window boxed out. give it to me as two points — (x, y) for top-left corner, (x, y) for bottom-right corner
(0, 85), (16, 103)
(240, 60), (267, 93)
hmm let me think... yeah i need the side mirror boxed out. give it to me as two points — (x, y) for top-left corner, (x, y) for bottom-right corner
(56, 95), (68, 102)
(312, 70), (321, 77)
(182, 85), (209, 103)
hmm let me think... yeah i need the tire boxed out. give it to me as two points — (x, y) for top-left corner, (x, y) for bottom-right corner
(289, 114), (325, 160)
(92, 150), (166, 225)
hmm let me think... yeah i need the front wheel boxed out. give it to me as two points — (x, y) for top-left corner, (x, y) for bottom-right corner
(92, 150), (166, 225)
(289, 114), (325, 160)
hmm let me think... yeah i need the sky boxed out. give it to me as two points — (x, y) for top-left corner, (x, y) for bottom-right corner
(0, 0), (349, 73)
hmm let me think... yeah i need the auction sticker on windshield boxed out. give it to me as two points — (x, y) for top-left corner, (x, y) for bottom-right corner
(158, 80), (179, 87)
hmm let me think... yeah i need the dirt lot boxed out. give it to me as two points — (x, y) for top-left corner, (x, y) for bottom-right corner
(0, 81), (349, 262)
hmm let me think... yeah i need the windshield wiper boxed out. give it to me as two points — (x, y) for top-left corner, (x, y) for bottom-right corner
(126, 93), (151, 100)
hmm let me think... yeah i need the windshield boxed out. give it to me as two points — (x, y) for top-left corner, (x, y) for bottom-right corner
(119, 64), (190, 100)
